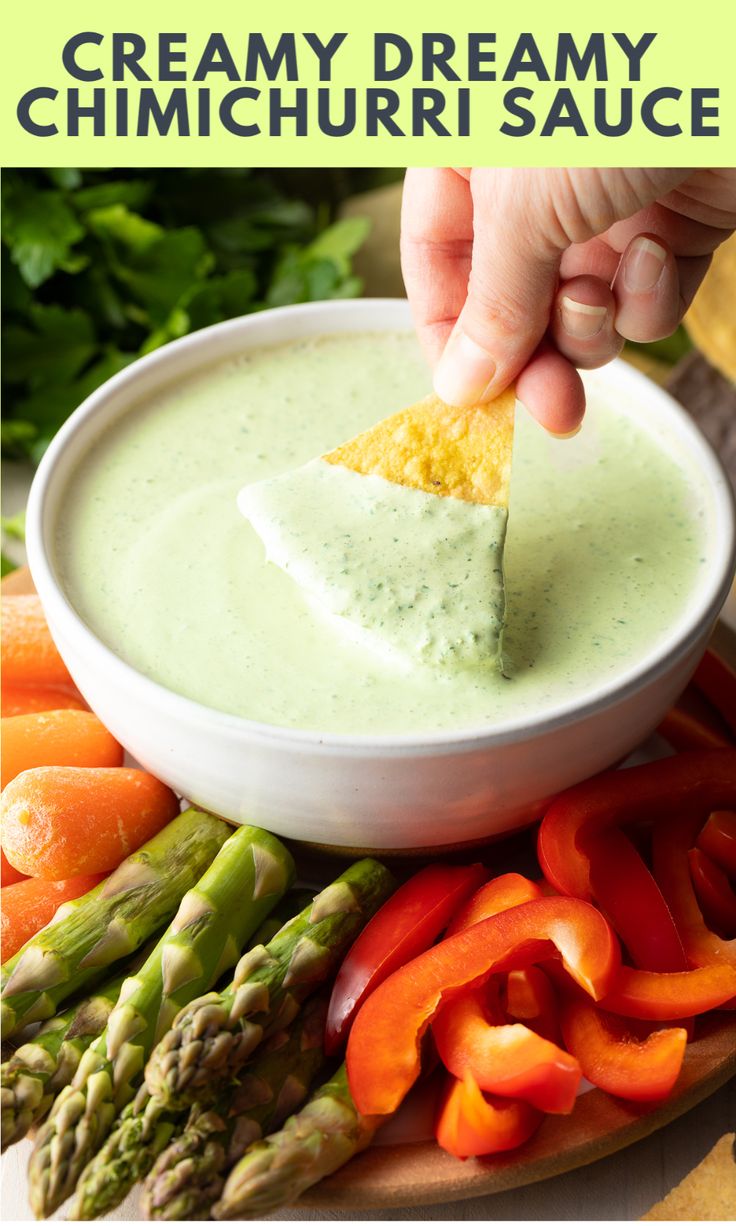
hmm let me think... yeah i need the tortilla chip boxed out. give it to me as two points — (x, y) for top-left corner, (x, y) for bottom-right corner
(324, 389), (515, 507)
(641, 1133), (736, 1221)
(685, 233), (736, 384)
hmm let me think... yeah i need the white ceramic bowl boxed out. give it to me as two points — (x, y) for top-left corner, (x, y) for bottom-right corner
(26, 300), (736, 851)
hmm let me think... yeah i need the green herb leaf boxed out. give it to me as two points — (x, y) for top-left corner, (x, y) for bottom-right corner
(2, 181), (85, 288)
(1, 419), (37, 453)
(87, 204), (163, 252)
(307, 217), (371, 274)
(3, 305), (96, 390)
(0, 510), (26, 542)
(44, 169), (83, 191)
(73, 180), (153, 213)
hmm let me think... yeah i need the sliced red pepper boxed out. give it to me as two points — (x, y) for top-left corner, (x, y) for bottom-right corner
(435, 1072), (542, 1159)
(346, 896), (619, 1116)
(445, 872), (541, 937)
(448, 875), (560, 1039)
(503, 967), (561, 1043)
(657, 701), (732, 752)
(688, 848), (736, 936)
(601, 962), (736, 1019)
(540, 957), (698, 1040)
(538, 750), (736, 902)
(693, 649), (736, 737)
(697, 811), (736, 878)
(433, 983), (581, 1113)
(559, 995), (687, 1101)
(587, 826), (687, 971)
(325, 863), (487, 1054)
(652, 813), (736, 968)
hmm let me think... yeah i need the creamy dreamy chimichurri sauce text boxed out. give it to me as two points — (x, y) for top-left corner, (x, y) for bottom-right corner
(56, 331), (711, 734)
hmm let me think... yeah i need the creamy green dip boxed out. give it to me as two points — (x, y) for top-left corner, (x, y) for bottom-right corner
(239, 461), (508, 668)
(56, 331), (710, 735)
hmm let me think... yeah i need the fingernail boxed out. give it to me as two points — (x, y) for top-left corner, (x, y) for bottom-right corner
(622, 237), (667, 294)
(434, 330), (496, 407)
(548, 423), (583, 439)
(560, 297), (608, 339)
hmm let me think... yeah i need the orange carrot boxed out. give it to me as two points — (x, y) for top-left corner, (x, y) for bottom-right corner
(1, 564), (36, 596)
(1, 873), (104, 959)
(1, 595), (73, 687)
(1, 846), (27, 887)
(1, 710), (123, 790)
(1, 767), (180, 880)
(1, 684), (87, 718)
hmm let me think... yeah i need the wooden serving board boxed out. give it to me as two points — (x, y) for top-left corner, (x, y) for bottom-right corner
(301, 1015), (736, 1211)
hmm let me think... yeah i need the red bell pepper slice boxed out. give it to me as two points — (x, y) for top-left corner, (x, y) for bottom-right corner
(692, 649), (736, 737)
(652, 813), (736, 968)
(346, 896), (619, 1116)
(503, 967), (561, 1043)
(325, 863), (487, 1054)
(433, 983), (581, 1113)
(601, 962), (736, 1019)
(688, 848), (736, 936)
(445, 872), (541, 937)
(448, 875), (561, 1039)
(538, 750), (736, 902)
(435, 1072), (542, 1159)
(697, 811), (736, 878)
(559, 995), (687, 1101)
(587, 827), (687, 971)
(657, 701), (732, 752)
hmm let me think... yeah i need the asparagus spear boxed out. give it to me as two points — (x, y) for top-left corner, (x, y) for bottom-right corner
(249, 888), (316, 948)
(213, 1064), (379, 1219)
(145, 859), (395, 1112)
(67, 882), (315, 1219)
(28, 823), (295, 1218)
(1, 970), (125, 1150)
(1, 808), (230, 1037)
(69, 1085), (182, 1220)
(142, 994), (328, 1220)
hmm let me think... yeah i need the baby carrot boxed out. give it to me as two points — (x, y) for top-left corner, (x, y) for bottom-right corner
(1, 767), (180, 880)
(1, 595), (73, 687)
(1, 564), (35, 596)
(1, 873), (104, 960)
(1, 710), (123, 790)
(1, 684), (87, 718)
(1, 846), (27, 887)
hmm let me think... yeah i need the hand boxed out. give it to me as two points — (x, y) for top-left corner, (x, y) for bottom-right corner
(401, 168), (736, 434)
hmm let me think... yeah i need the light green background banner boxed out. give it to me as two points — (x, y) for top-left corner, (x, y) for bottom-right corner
(1, 0), (734, 166)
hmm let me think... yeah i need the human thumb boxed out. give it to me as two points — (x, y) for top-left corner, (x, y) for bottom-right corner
(433, 169), (563, 407)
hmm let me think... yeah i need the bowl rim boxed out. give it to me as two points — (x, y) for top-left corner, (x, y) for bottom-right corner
(26, 298), (736, 757)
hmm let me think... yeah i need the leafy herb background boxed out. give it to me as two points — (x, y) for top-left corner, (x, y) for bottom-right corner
(1, 168), (397, 465)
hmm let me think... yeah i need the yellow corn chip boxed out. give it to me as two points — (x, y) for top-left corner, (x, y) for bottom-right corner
(641, 1133), (736, 1221)
(324, 389), (515, 506)
(685, 232), (736, 384)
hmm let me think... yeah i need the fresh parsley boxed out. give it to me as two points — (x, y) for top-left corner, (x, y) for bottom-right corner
(2, 169), (371, 463)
